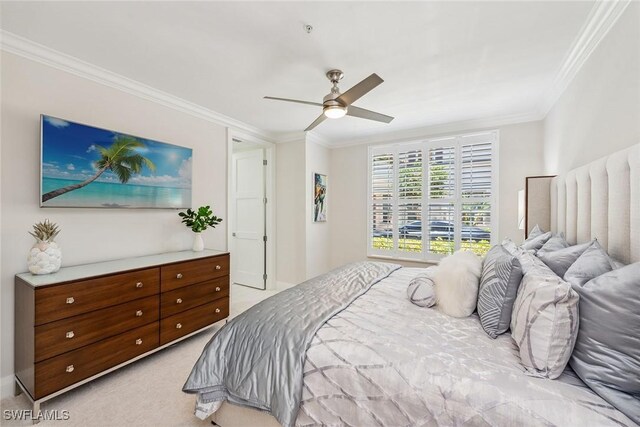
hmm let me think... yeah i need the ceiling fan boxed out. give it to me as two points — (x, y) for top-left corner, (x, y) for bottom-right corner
(264, 69), (394, 131)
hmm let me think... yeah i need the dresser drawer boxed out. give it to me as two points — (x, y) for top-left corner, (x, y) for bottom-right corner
(160, 298), (228, 345)
(161, 255), (229, 292)
(35, 296), (159, 362)
(161, 277), (229, 318)
(34, 322), (159, 399)
(35, 268), (160, 325)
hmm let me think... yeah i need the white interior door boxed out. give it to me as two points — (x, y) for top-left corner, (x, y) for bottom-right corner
(231, 149), (265, 289)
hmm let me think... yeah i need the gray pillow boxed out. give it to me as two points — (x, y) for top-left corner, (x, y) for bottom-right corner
(407, 272), (437, 308)
(569, 262), (640, 424)
(563, 240), (613, 287)
(522, 231), (552, 251)
(537, 233), (569, 254)
(526, 224), (545, 239)
(477, 245), (523, 338)
(537, 240), (593, 277)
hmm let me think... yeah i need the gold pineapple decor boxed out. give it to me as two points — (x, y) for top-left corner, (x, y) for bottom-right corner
(29, 219), (61, 243)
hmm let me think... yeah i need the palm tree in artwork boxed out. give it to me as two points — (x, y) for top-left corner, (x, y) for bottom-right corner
(42, 135), (156, 202)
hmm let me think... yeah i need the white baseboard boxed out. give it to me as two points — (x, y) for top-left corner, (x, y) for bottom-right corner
(276, 281), (295, 292)
(1, 374), (15, 400)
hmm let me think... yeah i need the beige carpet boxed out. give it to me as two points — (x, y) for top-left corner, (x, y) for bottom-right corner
(1, 284), (278, 426)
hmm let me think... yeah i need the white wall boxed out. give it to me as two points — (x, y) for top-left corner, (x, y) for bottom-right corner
(305, 140), (330, 279)
(275, 140), (306, 285)
(0, 53), (229, 397)
(543, 3), (640, 174)
(329, 121), (544, 269)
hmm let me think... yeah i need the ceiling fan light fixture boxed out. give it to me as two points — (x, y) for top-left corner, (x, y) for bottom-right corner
(323, 105), (347, 119)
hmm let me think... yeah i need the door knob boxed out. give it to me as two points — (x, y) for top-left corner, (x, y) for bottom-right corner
(176, 298), (183, 304)
(176, 273), (183, 279)
(176, 323), (182, 329)
(136, 310), (143, 317)
(136, 282), (143, 288)
(215, 287), (221, 292)
(232, 232), (236, 237)
(66, 331), (74, 339)
(66, 365), (74, 373)
(215, 265), (222, 270)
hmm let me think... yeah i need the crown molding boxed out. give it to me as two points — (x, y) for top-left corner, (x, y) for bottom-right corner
(305, 131), (332, 148)
(0, 30), (276, 143)
(538, 0), (631, 116)
(327, 110), (543, 149)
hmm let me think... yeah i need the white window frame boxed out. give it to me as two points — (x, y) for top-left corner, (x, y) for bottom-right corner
(367, 130), (499, 262)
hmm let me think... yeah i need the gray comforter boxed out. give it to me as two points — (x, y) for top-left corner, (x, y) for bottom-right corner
(182, 261), (400, 427)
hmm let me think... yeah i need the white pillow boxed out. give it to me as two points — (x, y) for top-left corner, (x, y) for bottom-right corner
(510, 253), (580, 379)
(433, 250), (482, 317)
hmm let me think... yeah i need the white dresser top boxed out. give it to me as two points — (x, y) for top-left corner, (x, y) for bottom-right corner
(16, 249), (228, 288)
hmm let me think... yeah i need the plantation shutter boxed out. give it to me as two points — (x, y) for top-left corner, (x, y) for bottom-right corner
(426, 142), (456, 256)
(459, 137), (494, 255)
(397, 149), (422, 255)
(368, 132), (497, 261)
(370, 151), (394, 253)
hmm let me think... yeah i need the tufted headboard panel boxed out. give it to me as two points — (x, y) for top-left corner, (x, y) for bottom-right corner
(548, 144), (639, 264)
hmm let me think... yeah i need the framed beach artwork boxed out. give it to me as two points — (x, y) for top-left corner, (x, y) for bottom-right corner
(40, 115), (192, 208)
(313, 173), (327, 222)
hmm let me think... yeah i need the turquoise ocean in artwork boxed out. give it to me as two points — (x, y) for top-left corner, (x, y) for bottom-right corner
(42, 178), (191, 208)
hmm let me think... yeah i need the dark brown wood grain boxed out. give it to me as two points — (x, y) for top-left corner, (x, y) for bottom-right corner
(160, 298), (229, 345)
(35, 268), (160, 325)
(35, 296), (159, 362)
(34, 322), (159, 399)
(161, 276), (229, 318)
(160, 254), (229, 292)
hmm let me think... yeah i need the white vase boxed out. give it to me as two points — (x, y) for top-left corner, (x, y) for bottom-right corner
(27, 240), (62, 275)
(192, 232), (204, 252)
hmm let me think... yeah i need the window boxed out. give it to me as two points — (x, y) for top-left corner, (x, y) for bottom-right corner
(368, 131), (497, 261)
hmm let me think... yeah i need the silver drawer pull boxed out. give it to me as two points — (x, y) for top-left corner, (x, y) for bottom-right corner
(66, 297), (75, 304)
(215, 287), (221, 292)
(176, 273), (183, 279)
(176, 298), (183, 304)
(136, 282), (143, 288)
(215, 308), (221, 313)
(135, 338), (143, 345)
(136, 310), (143, 317)
(66, 365), (74, 373)
(215, 265), (222, 270)
(65, 331), (75, 339)
(176, 323), (182, 329)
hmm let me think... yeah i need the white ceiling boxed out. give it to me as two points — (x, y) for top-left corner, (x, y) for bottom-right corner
(1, 1), (594, 144)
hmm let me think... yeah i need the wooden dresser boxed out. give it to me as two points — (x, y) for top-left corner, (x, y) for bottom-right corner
(15, 250), (229, 410)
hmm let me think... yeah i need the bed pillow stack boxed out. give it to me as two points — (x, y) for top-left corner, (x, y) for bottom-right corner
(477, 244), (523, 338)
(569, 262), (640, 424)
(510, 251), (579, 379)
(536, 240), (593, 277)
(521, 224), (552, 252)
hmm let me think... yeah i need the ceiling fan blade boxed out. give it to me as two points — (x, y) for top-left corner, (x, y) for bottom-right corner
(336, 73), (384, 106)
(264, 96), (323, 107)
(305, 114), (327, 131)
(347, 106), (394, 123)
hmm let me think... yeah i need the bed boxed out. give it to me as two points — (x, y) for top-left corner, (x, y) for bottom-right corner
(183, 144), (639, 427)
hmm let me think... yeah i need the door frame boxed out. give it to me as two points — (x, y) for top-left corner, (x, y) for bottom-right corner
(227, 128), (276, 290)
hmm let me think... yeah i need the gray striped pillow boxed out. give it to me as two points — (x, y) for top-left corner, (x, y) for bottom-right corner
(407, 272), (437, 308)
(478, 245), (523, 338)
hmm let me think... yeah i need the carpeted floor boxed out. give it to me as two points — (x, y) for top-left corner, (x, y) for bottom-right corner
(1, 284), (278, 426)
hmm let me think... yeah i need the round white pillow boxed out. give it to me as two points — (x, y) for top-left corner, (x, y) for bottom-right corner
(407, 273), (437, 307)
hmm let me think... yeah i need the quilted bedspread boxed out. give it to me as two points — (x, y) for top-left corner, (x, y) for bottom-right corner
(296, 267), (637, 427)
(183, 261), (401, 427)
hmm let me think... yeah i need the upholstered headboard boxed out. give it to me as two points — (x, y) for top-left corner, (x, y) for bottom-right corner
(540, 144), (639, 264)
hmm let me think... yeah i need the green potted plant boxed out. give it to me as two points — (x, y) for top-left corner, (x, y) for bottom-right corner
(178, 205), (223, 251)
(27, 219), (62, 274)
